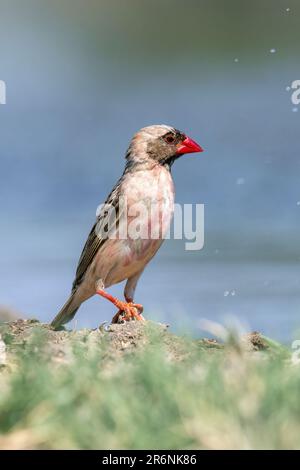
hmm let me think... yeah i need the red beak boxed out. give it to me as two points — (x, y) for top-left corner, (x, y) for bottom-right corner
(177, 136), (203, 155)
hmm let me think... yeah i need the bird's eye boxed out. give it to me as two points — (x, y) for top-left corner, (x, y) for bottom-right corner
(164, 134), (175, 144)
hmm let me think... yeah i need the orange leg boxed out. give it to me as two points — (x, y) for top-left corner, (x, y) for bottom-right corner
(96, 288), (144, 324)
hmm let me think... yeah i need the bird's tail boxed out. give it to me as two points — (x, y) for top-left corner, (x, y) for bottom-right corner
(51, 293), (79, 330)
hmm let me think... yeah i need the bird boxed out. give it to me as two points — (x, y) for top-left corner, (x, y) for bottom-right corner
(51, 125), (203, 329)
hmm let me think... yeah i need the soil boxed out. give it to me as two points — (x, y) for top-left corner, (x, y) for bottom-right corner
(0, 318), (268, 368)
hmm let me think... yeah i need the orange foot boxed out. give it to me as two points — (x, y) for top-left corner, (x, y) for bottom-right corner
(96, 286), (145, 324)
(111, 301), (144, 324)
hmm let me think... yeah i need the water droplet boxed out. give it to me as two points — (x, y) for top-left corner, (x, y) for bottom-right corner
(270, 48), (276, 54)
(231, 290), (236, 296)
(286, 86), (291, 91)
(224, 290), (230, 297)
(286, 7), (290, 12)
(236, 177), (245, 185)
(292, 107), (298, 113)
(297, 201), (300, 206)
(234, 58), (239, 63)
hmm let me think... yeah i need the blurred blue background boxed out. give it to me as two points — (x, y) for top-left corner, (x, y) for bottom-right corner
(0, 0), (300, 341)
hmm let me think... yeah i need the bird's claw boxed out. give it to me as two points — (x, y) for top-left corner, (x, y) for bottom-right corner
(111, 301), (145, 324)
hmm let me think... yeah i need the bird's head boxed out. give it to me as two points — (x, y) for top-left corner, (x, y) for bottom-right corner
(126, 125), (203, 167)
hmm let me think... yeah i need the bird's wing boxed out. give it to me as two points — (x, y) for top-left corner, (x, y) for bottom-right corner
(72, 177), (124, 291)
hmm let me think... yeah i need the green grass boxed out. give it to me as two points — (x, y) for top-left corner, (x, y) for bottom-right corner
(0, 323), (300, 450)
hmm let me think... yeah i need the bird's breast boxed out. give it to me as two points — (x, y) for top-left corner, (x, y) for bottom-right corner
(119, 165), (175, 266)
(125, 165), (174, 241)
(95, 166), (175, 287)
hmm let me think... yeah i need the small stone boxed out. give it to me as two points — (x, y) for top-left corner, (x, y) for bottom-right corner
(0, 334), (7, 365)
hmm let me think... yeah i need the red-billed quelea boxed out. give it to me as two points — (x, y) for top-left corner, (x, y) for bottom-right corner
(51, 125), (203, 329)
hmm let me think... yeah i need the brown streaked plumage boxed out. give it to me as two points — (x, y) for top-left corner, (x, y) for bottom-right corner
(51, 125), (203, 329)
